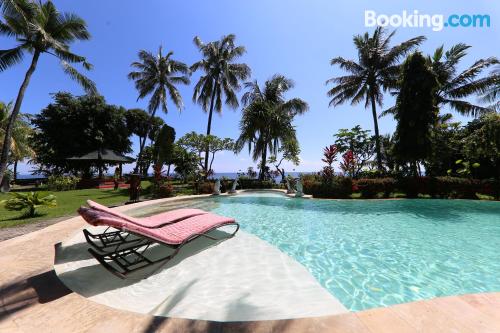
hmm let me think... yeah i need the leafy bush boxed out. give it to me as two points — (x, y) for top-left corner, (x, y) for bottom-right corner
(1, 192), (57, 217)
(475, 193), (495, 201)
(303, 177), (352, 198)
(355, 178), (397, 198)
(237, 179), (275, 189)
(47, 175), (80, 191)
(154, 183), (175, 198)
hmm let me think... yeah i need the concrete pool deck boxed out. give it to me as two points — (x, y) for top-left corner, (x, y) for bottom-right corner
(1, 195), (500, 332)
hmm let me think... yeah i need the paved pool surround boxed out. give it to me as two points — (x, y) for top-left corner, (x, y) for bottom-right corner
(54, 191), (347, 322)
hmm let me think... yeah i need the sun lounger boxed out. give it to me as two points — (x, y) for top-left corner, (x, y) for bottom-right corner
(78, 207), (239, 278)
(82, 201), (208, 252)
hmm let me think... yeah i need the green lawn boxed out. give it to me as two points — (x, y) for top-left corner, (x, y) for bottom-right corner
(0, 181), (152, 229)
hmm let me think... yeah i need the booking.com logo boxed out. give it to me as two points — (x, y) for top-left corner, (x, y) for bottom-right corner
(365, 10), (491, 31)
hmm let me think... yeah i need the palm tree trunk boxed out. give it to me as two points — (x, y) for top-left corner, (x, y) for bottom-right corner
(0, 51), (40, 185)
(259, 143), (268, 180)
(133, 112), (156, 174)
(204, 82), (218, 177)
(369, 93), (383, 171)
(13, 160), (17, 184)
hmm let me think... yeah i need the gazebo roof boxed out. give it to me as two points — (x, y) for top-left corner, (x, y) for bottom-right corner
(67, 148), (135, 163)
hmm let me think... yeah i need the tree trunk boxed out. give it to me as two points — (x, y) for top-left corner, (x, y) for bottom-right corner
(259, 143), (268, 180)
(13, 160), (17, 184)
(133, 112), (156, 173)
(204, 80), (218, 178)
(369, 93), (383, 171)
(0, 51), (40, 185)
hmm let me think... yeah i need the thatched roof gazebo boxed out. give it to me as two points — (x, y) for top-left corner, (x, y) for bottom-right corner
(67, 148), (135, 178)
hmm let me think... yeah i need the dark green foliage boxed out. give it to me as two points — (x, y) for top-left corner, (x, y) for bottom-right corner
(236, 179), (275, 189)
(302, 176), (353, 199)
(153, 124), (176, 166)
(31, 92), (132, 174)
(355, 178), (397, 198)
(393, 52), (438, 175)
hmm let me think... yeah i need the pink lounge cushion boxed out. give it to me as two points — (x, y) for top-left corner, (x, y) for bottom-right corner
(78, 207), (129, 229)
(78, 207), (236, 245)
(86, 200), (207, 228)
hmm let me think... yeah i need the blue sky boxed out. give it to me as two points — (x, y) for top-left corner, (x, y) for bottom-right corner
(1, 0), (498, 174)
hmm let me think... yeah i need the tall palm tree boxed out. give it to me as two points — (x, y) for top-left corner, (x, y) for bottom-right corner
(428, 44), (498, 116)
(479, 65), (499, 112)
(128, 46), (190, 173)
(0, 0), (96, 184)
(381, 45), (499, 118)
(236, 74), (308, 180)
(191, 34), (251, 175)
(326, 27), (425, 171)
(0, 102), (35, 181)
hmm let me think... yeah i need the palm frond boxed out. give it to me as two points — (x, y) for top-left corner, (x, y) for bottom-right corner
(60, 60), (97, 94)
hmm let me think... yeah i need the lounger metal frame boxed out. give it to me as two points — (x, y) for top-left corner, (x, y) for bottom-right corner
(85, 222), (239, 279)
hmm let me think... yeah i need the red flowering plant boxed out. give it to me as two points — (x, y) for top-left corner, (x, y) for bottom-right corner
(321, 145), (338, 182)
(340, 150), (356, 178)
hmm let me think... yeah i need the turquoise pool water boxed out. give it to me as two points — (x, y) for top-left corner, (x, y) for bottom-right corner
(153, 192), (500, 311)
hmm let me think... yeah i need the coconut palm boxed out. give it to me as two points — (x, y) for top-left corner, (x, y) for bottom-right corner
(191, 34), (251, 175)
(0, 0), (96, 184)
(326, 27), (425, 171)
(479, 65), (500, 112)
(0, 102), (35, 181)
(381, 44), (499, 118)
(128, 46), (190, 172)
(429, 44), (498, 116)
(236, 75), (308, 180)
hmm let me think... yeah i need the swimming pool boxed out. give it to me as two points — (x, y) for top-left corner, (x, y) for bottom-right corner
(137, 192), (500, 311)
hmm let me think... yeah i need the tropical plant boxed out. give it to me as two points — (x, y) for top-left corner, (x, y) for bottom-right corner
(479, 65), (500, 111)
(0, 0), (96, 184)
(268, 139), (300, 182)
(191, 34), (251, 174)
(393, 52), (439, 177)
(125, 108), (164, 158)
(326, 27), (425, 170)
(334, 125), (375, 177)
(447, 160), (480, 178)
(321, 144), (338, 182)
(177, 132), (234, 175)
(0, 101), (35, 181)
(172, 145), (199, 183)
(47, 175), (80, 191)
(235, 74), (308, 179)
(128, 46), (190, 172)
(1, 191), (57, 217)
(429, 44), (498, 116)
(340, 150), (356, 178)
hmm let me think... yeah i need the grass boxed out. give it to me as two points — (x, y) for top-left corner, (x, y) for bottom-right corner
(0, 181), (151, 229)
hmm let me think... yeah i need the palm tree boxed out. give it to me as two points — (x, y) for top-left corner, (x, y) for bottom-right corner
(0, 102), (35, 182)
(128, 46), (190, 173)
(0, 0), (96, 184)
(380, 45), (499, 118)
(326, 27), (425, 171)
(479, 65), (499, 112)
(191, 34), (251, 175)
(236, 75), (308, 180)
(428, 44), (498, 116)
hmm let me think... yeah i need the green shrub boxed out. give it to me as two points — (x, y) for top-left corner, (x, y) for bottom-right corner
(389, 192), (407, 199)
(355, 178), (397, 198)
(47, 175), (80, 191)
(154, 183), (175, 198)
(475, 193), (495, 201)
(237, 179), (275, 189)
(303, 177), (352, 199)
(1, 192), (57, 217)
